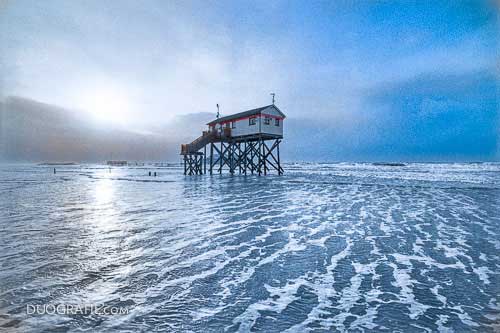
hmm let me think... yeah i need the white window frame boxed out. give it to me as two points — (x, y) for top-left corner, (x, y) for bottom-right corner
(275, 118), (280, 126)
(249, 117), (256, 126)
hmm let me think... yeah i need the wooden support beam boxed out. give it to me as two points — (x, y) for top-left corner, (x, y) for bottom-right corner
(277, 140), (282, 175)
(184, 136), (282, 176)
(220, 141), (223, 174)
(210, 143), (213, 175)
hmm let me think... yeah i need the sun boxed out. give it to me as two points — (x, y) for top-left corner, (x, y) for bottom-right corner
(77, 87), (131, 125)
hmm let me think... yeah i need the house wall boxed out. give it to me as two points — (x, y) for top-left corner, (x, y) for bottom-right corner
(208, 105), (284, 138)
(230, 117), (261, 137)
(261, 106), (282, 118)
(259, 106), (283, 137)
(260, 114), (283, 136)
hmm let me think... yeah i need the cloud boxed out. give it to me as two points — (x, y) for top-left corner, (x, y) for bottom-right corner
(0, 1), (498, 161)
(0, 96), (207, 162)
(359, 70), (498, 160)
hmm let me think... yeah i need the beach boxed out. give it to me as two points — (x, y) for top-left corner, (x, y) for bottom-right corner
(1, 162), (499, 331)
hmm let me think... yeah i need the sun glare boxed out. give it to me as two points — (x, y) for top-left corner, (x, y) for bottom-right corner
(78, 87), (131, 126)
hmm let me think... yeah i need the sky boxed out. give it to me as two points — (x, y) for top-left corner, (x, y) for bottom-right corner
(0, 0), (498, 161)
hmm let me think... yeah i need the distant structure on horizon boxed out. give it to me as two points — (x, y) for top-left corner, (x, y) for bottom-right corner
(181, 104), (285, 175)
(106, 160), (127, 166)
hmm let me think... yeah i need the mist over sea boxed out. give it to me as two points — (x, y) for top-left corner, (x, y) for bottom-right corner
(1, 162), (499, 332)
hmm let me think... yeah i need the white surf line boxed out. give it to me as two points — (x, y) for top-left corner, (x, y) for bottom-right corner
(387, 261), (430, 320)
(231, 188), (364, 331)
(329, 261), (379, 331)
(232, 278), (308, 332)
(281, 238), (354, 332)
(230, 233), (319, 330)
(141, 222), (301, 315)
(140, 197), (301, 309)
(433, 209), (497, 286)
(192, 221), (313, 321)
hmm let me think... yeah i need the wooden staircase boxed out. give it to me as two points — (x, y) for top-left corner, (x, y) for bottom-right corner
(181, 131), (217, 155)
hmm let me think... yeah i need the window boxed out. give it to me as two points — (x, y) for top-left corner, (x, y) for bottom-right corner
(225, 123), (230, 129)
(275, 118), (280, 126)
(249, 117), (256, 126)
(264, 116), (271, 125)
(231, 121), (235, 129)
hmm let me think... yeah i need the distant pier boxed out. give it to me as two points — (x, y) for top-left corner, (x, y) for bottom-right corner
(106, 160), (127, 166)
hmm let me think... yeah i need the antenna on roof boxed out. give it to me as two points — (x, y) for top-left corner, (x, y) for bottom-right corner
(270, 93), (275, 105)
(216, 104), (220, 118)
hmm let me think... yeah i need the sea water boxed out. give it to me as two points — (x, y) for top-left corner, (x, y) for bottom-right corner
(0, 163), (499, 332)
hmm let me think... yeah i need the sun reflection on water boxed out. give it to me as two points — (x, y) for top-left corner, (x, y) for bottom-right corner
(89, 176), (120, 232)
(94, 178), (114, 205)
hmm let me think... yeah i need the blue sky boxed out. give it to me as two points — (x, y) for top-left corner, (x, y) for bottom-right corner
(0, 0), (498, 161)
